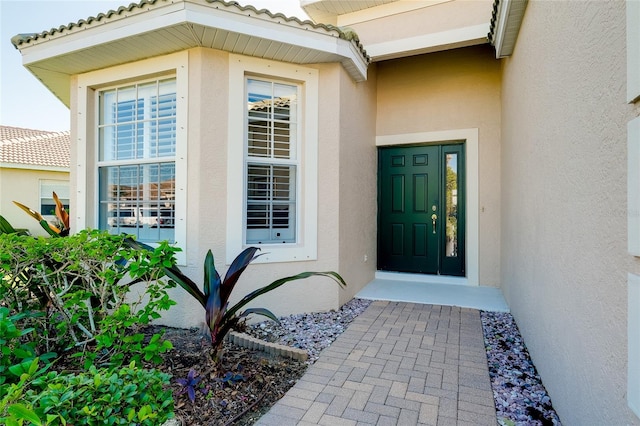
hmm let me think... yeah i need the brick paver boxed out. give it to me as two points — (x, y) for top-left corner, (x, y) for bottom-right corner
(256, 301), (496, 425)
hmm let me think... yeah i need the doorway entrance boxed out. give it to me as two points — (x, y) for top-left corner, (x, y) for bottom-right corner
(378, 143), (465, 276)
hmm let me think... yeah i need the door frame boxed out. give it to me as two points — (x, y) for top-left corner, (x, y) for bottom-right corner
(376, 128), (479, 286)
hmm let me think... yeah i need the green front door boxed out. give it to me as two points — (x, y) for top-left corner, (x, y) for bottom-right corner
(378, 144), (465, 276)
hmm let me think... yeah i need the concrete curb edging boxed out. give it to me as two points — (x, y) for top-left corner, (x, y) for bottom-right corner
(226, 331), (308, 362)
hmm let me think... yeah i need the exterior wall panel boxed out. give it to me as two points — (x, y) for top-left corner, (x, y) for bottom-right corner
(347, 0), (492, 46)
(500, 1), (640, 424)
(376, 45), (502, 286)
(337, 64), (378, 305)
(0, 168), (69, 236)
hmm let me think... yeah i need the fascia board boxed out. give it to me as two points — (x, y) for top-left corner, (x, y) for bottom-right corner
(336, 0), (450, 27)
(18, 0), (367, 82)
(18, 2), (188, 66)
(0, 163), (69, 172)
(185, 6), (340, 53)
(367, 23), (489, 62)
(337, 38), (369, 81)
(492, 0), (510, 58)
(185, 6), (367, 80)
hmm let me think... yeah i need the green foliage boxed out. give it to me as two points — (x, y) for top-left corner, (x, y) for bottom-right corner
(0, 231), (178, 424)
(13, 191), (70, 237)
(0, 307), (56, 386)
(0, 230), (177, 368)
(127, 241), (347, 363)
(0, 215), (29, 236)
(0, 361), (174, 425)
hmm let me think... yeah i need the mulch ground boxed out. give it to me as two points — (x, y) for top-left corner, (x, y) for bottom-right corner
(148, 326), (307, 425)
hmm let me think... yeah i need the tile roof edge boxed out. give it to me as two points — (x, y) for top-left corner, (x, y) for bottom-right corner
(10, 0), (369, 63)
(1, 130), (71, 146)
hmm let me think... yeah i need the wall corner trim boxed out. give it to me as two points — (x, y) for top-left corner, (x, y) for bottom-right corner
(629, 117), (640, 256)
(629, 273), (640, 418)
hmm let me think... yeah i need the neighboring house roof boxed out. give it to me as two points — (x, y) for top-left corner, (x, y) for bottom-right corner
(11, 0), (370, 107)
(0, 126), (70, 170)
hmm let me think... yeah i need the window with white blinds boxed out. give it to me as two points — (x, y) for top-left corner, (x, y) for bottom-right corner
(245, 78), (298, 244)
(97, 78), (176, 243)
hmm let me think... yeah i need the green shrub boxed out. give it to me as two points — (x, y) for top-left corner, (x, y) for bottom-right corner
(0, 230), (177, 368)
(0, 361), (174, 425)
(0, 307), (55, 387)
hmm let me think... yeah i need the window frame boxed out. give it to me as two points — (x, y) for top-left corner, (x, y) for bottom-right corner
(96, 77), (177, 244)
(227, 55), (319, 264)
(245, 77), (300, 245)
(39, 179), (70, 218)
(75, 52), (188, 265)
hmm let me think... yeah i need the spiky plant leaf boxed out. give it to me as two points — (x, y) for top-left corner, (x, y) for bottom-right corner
(13, 201), (44, 222)
(238, 307), (280, 323)
(0, 215), (18, 234)
(13, 201), (62, 235)
(203, 250), (221, 298)
(163, 265), (206, 308)
(39, 219), (61, 236)
(224, 271), (346, 322)
(219, 247), (261, 303)
(52, 191), (69, 230)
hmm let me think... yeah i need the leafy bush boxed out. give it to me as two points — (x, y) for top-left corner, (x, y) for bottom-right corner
(0, 307), (55, 387)
(0, 361), (174, 425)
(0, 230), (177, 368)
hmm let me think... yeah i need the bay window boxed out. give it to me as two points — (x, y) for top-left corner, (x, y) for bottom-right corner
(97, 78), (177, 243)
(245, 79), (298, 244)
(227, 55), (319, 264)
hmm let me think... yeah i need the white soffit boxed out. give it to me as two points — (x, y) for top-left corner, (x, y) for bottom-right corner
(366, 23), (489, 62)
(14, 0), (369, 107)
(490, 0), (527, 58)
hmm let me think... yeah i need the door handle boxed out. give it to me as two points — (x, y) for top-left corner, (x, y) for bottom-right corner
(431, 214), (437, 234)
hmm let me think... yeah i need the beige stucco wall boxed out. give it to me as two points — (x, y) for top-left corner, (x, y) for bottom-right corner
(0, 168), (69, 236)
(70, 47), (376, 329)
(376, 45), (502, 286)
(345, 0), (492, 46)
(500, 1), (639, 424)
(159, 48), (350, 327)
(336, 63), (379, 305)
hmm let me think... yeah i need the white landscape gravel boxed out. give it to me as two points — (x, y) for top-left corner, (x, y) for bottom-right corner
(481, 311), (562, 426)
(249, 298), (562, 425)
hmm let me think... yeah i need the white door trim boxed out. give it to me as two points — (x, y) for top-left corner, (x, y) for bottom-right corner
(376, 128), (479, 286)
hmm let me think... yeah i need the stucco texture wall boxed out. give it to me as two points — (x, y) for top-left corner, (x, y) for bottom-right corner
(376, 45), (502, 286)
(0, 168), (69, 236)
(500, 1), (639, 424)
(337, 64), (378, 305)
(158, 50), (356, 328)
(347, 0), (492, 46)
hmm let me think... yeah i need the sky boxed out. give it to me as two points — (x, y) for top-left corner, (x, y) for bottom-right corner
(0, 0), (308, 132)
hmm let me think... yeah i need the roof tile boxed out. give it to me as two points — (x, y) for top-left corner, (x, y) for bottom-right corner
(10, 0), (369, 63)
(0, 126), (70, 169)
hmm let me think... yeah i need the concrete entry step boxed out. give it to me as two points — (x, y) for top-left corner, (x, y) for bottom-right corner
(357, 272), (509, 313)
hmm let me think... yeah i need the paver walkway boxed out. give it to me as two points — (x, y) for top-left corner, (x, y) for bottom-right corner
(257, 301), (497, 425)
